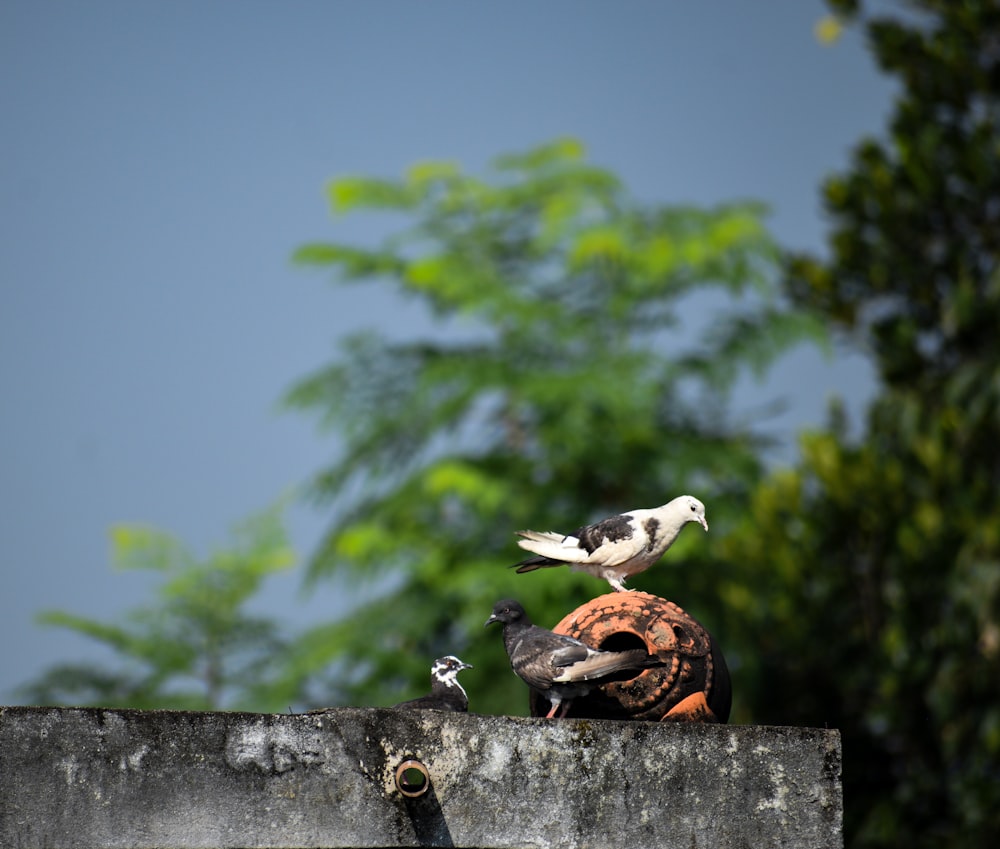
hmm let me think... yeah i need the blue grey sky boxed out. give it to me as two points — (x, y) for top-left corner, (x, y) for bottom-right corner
(0, 1), (894, 701)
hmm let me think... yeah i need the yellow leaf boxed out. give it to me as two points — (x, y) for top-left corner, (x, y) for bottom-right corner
(406, 256), (446, 288)
(814, 15), (843, 45)
(642, 236), (676, 277)
(328, 178), (365, 213)
(570, 228), (626, 266)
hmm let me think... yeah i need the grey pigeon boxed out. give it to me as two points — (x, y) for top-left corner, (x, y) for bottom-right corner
(393, 655), (473, 712)
(485, 599), (662, 718)
(513, 495), (708, 592)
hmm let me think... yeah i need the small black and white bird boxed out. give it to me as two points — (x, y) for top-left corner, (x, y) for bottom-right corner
(513, 495), (708, 593)
(485, 599), (662, 718)
(393, 655), (473, 712)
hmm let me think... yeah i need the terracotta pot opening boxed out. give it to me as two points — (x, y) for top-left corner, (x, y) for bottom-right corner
(596, 631), (648, 654)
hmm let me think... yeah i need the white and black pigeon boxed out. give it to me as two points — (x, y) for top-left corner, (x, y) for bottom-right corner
(393, 655), (473, 712)
(512, 495), (708, 593)
(485, 599), (662, 719)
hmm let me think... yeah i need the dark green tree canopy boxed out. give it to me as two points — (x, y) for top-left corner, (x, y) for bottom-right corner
(793, 0), (1000, 391)
(740, 2), (1000, 847)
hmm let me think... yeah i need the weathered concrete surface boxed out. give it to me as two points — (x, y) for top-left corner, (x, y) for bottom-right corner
(0, 706), (841, 849)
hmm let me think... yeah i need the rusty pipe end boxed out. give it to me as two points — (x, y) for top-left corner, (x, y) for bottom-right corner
(394, 759), (430, 798)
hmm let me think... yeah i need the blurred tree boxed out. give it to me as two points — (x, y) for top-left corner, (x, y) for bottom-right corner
(727, 1), (1000, 847)
(18, 503), (302, 711)
(286, 138), (825, 715)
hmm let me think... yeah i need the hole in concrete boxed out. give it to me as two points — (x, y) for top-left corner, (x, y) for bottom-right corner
(395, 759), (430, 798)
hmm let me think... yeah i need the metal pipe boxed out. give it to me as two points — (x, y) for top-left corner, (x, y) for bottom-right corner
(394, 759), (430, 798)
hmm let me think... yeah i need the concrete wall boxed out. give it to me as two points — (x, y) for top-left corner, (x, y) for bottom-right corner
(0, 706), (842, 849)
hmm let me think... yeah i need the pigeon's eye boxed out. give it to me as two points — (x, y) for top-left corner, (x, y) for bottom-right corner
(690, 504), (696, 512)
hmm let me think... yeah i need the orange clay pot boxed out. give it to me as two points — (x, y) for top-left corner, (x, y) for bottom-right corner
(529, 591), (731, 723)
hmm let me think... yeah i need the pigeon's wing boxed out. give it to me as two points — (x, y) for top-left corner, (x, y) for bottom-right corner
(548, 640), (593, 669)
(552, 648), (655, 684)
(516, 514), (647, 567)
(573, 514), (646, 565)
(507, 628), (590, 690)
(518, 627), (591, 663)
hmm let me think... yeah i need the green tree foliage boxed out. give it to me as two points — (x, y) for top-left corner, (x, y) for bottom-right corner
(728, 2), (1000, 846)
(18, 503), (301, 711)
(287, 138), (825, 715)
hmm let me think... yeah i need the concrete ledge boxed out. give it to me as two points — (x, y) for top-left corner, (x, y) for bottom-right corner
(0, 706), (842, 849)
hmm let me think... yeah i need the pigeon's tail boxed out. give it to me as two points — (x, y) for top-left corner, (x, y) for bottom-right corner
(627, 649), (666, 671)
(511, 554), (561, 573)
(513, 530), (587, 567)
(553, 648), (663, 684)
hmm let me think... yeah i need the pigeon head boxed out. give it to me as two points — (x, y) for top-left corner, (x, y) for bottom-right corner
(431, 655), (473, 687)
(485, 599), (529, 628)
(681, 495), (709, 532)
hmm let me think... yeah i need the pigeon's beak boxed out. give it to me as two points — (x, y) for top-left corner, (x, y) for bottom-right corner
(700, 516), (709, 532)
(484, 613), (498, 628)
(461, 661), (474, 670)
